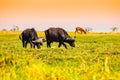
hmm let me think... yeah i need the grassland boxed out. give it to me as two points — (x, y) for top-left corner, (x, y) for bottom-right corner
(0, 31), (120, 80)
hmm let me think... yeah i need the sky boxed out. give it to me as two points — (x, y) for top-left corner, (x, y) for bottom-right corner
(0, 0), (120, 32)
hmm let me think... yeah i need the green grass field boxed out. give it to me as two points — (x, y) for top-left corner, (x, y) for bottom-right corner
(0, 31), (120, 80)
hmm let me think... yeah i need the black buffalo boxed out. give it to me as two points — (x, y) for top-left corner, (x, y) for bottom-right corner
(19, 28), (45, 49)
(45, 27), (75, 49)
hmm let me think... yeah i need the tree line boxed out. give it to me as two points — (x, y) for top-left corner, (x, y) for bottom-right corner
(1, 25), (119, 32)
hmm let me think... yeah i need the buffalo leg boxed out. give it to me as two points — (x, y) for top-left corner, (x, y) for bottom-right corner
(28, 38), (33, 48)
(58, 42), (67, 49)
(25, 41), (28, 48)
(48, 43), (51, 47)
(47, 41), (51, 48)
(58, 42), (62, 47)
(33, 44), (35, 48)
(62, 42), (67, 49)
(29, 41), (33, 48)
(22, 40), (25, 48)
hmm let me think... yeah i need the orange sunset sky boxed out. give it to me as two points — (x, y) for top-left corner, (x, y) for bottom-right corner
(0, 0), (120, 31)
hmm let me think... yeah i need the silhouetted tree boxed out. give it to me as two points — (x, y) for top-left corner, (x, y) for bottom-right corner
(15, 26), (19, 30)
(85, 27), (93, 32)
(11, 25), (19, 31)
(2, 29), (7, 31)
(110, 26), (119, 32)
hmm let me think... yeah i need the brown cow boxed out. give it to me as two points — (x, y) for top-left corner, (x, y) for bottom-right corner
(74, 27), (86, 38)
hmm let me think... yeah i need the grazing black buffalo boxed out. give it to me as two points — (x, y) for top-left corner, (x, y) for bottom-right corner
(19, 28), (45, 49)
(45, 27), (75, 49)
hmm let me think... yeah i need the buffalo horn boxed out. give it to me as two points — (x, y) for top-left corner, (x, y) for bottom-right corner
(66, 37), (75, 41)
(32, 39), (41, 43)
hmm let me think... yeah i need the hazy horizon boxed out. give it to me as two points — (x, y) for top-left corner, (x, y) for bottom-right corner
(0, 24), (120, 32)
(0, 0), (120, 32)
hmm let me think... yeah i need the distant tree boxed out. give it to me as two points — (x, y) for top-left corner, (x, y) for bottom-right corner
(15, 26), (19, 30)
(11, 25), (19, 31)
(85, 27), (93, 32)
(2, 29), (7, 31)
(110, 26), (119, 32)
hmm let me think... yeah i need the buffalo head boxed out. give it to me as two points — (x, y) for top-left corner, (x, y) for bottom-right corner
(32, 37), (46, 48)
(64, 37), (75, 47)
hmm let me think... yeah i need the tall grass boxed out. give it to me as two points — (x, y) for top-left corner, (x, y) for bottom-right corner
(0, 31), (120, 80)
